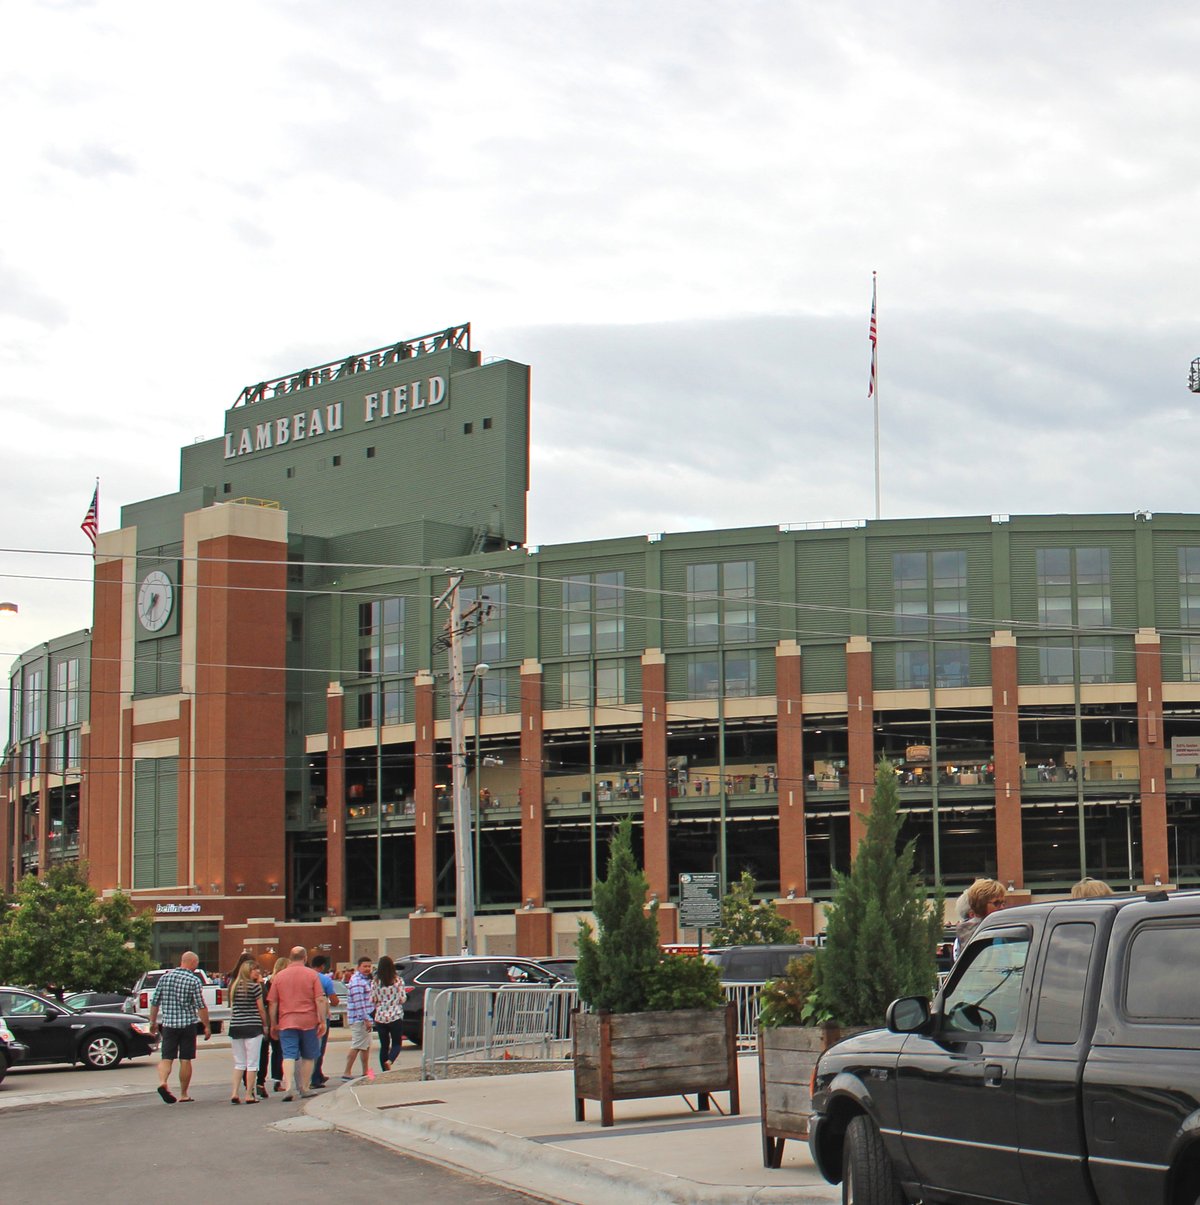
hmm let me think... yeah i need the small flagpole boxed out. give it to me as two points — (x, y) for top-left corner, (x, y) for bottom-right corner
(870, 272), (881, 520)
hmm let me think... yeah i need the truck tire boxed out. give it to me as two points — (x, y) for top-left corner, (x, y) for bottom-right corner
(843, 1114), (905, 1205)
(81, 1031), (125, 1070)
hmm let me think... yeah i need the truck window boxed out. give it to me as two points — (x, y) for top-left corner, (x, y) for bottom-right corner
(942, 927), (1030, 1037)
(1034, 922), (1095, 1044)
(1125, 923), (1200, 1022)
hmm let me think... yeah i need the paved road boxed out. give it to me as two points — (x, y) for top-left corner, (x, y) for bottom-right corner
(3, 1046), (540, 1205)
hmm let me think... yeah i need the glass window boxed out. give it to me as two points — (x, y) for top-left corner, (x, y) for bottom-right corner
(1038, 547), (1110, 628)
(563, 572), (625, 654)
(53, 659), (79, 728)
(942, 927), (1031, 1038)
(688, 655), (720, 699)
(686, 561), (755, 645)
(596, 661), (625, 706)
(1183, 637), (1200, 681)
(21, 667), (43, 740)
(687, 654), (756, 698)
(1181, 548), (1200, 626)
(358, 597), (404, 676)
(1034, 923), (1095, 1044)
(562, 664), (589, 707)
(1078, 637), (1114, 684)
(1038, 640), (1075, 684)
(1125, 923), (1200, 1021)
(896, 643), (930, 689)
(893, 551), (967, 636)
(462, 584), (506, 666)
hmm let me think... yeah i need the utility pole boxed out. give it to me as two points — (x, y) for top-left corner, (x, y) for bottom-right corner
(436, 573), (494, 956)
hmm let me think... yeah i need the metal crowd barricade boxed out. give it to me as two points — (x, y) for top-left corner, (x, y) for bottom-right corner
(421, 981), (772, 1078)
(722, 982), (764, 1051)
(421, 984), (579, 1080)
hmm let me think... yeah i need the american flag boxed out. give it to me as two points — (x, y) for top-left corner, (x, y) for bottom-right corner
(868, 273), (878, 398)
(81, 485), (99, 549)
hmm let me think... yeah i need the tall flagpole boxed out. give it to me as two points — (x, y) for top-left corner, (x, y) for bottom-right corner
(869, 272), (880, 519)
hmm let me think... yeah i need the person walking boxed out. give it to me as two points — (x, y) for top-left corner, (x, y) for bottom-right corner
(342, 956), (375, 1081)
(258, 955), (288, 1095)
(146, 950), (211, 1104)
(309, 954), (338, 1087)
(227, 957), (268, 1104)
(371, 955), (408, 1072)
(267, 946), (328, 1101)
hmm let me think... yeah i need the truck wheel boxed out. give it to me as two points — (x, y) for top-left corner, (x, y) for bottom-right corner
(81, 1032), (125, 1070)
(843, 1114), (905, 1205)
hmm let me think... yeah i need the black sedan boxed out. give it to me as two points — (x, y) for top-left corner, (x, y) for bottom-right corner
(0, 1017), (29, 1084)
(64, 991), (136, 1016)
(0, 986), (159, 1070)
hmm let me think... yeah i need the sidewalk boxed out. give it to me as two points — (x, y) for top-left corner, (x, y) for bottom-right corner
(305, 1053), (840, 1204)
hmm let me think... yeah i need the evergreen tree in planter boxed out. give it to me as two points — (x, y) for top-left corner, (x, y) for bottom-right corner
(709, 870), (799, 947)
(575, 816), (662, 1013)
(812, 758), (944, 1027)
(572, 818), (733, 1126)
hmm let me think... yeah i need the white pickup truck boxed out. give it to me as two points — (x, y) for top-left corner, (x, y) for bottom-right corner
(124, 968), (231, 1034)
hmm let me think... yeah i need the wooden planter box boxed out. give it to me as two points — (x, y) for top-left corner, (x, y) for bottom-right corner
(573, 1003), (740, 1127)
(759, 1023), (863, 1167)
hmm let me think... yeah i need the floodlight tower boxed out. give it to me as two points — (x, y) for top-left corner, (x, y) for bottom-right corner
(1190, 358), (1200, 393)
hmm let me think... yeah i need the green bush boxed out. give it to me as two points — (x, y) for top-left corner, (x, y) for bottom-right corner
(758, 956), (817, 1029)
(575, 817), (662, 1013)
(709, 870), (799, 946)
(812, 759), (944, 1027)
(644, 953), (723, 1011)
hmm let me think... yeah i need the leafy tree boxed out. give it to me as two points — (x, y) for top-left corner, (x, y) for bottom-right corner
(758, 955), (817, 1028)
(812, 760), (944, 1026)
(575, 817), (662, 1013)
(0, 862), (154, 993)
(708, 870), (799, 946)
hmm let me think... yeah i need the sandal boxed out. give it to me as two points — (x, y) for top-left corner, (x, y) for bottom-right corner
(230, 1097), (241, 1105)
(244, 1095), (259, 1104)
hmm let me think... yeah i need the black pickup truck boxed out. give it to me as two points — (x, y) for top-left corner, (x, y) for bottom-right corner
(808, 890), (1200, 1205)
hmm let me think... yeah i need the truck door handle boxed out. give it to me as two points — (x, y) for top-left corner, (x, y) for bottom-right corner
(984, 1064), (1004, 1087)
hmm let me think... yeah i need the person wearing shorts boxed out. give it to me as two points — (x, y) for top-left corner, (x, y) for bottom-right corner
(342, 956), (375, 1080)
(267, 946), (327, 1101)
(147, 951), (211, 1104)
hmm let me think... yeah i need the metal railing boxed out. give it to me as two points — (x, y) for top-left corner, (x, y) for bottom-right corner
(420, 982), (767, 1080)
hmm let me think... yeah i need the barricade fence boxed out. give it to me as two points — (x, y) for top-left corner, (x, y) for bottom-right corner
(421, 982), (766, 1079)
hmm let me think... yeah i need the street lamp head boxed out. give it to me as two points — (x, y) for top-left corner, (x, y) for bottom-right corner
(474, 662), (490, 677)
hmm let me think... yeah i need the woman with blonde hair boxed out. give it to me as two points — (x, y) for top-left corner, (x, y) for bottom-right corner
(227, 957), (268, 1104)
(953, 878), (1008, 958)
(1071, 877), (1113, 898)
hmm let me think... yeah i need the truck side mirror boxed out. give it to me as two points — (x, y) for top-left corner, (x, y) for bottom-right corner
(886, 996), (931, 1034)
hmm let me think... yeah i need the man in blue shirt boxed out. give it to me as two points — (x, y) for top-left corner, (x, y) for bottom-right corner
(309, 954), (339, 1087)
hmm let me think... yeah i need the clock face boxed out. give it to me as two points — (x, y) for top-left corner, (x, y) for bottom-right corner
(137, 570), (174, 633)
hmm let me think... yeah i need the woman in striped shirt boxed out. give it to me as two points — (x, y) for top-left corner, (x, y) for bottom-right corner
(227, 958), (268, 1103)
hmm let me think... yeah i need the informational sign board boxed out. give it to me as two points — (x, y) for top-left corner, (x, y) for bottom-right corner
(1172, 736), (1200, 764)
(678, 872), (722, 930)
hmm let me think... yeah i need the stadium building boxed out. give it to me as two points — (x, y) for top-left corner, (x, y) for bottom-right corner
(6, 325), (1200, 967)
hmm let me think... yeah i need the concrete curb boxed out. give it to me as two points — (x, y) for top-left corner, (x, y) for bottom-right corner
(305, 1082), (838, 1205)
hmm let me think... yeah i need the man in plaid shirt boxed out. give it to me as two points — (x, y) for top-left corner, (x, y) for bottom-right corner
(147, 951), (211, 1104)
(341, 956), (375, 1080)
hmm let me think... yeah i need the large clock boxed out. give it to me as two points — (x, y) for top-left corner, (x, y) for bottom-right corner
(137, 569), (174, 633)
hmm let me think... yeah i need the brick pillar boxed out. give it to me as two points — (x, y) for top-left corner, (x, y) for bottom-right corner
(1135, 630), (1171, 887)
(775, 642), (806, 885)
(776, 641), (815, 935)
(36, 738), (49, 876)
(846, 637), (874, 854)
(325, 684), (346, 916)
(519, 660), (545, 909)
(990, 632), (1025, 892)
(413, 673), (438, 912)
(641, 650), (674, 941)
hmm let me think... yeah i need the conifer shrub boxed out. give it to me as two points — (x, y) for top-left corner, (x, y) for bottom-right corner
(812, 759), (944, 1027)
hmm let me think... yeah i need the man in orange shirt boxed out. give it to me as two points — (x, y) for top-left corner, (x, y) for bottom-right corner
(267, 946), (328, 1100)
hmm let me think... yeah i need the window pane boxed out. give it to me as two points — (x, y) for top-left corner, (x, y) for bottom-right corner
(596, 661), (625, 706)
(932, 550), (966, 587)
(893, 552), (925, 587)
(1035, 923), (1095, 1044)
(562, 665), (589, 707)
(687, 563), (718, 594)
(359, 601), (378, 637)
(1079, 638), (1113, 684)
(935, 643), (970, 687)
(1037, 548), (1071, 583)
(943, 928), (1030, 1037)
(1075, 547), (1110, 583)
(688, 657), (720, 698)
(1038, 641), (1074, 684)
(897, 644), (930, 689)
(1126, 924), (1200, 1020)
(725, 655), (757, 697)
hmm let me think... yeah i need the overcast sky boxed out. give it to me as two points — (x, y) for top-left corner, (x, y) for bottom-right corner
(2, 0), (1198, 681)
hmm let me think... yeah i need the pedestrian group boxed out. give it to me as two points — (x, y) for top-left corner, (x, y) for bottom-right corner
(146, 947), (409, 1105)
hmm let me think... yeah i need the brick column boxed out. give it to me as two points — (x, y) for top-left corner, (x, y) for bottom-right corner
(325, 684), (346, 916)
(516, 661), (550, 955)
(846, 637), (875, 854)
(1135, 629), (1171, 887)
(775, 640), (815, 934)
(641, 650), (676, 943)
(36, 738), (49, 876)
(412, 673), (439, 914)
(990, 632), (1025, 892)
